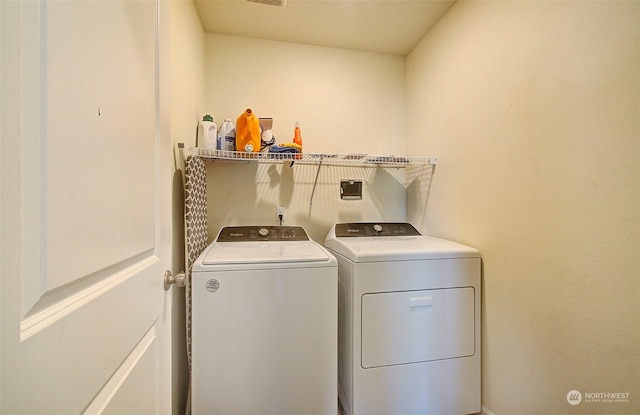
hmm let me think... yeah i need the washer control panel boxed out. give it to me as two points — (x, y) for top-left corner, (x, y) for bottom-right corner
(335, 222), (422, 237)
(217, 226), (309, 242)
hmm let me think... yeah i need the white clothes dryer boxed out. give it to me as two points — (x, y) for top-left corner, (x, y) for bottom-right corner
(191, 226), (337, 415)
(324, 223), (481, 415)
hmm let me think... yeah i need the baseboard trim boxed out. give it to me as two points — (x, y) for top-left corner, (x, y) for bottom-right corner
(481, 405), (496, 415)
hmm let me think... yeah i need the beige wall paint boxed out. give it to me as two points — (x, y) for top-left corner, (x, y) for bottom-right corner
(170, 1), (205, 148)
(406, 1), (639, 414)
(202, 35), (412, 241)
(204, 34), (405, 155)
(203, 161), (409, 243)
(168, 1), (205, 413)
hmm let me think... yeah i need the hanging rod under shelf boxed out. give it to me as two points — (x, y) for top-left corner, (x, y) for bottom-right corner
(188, 147), (437, 167)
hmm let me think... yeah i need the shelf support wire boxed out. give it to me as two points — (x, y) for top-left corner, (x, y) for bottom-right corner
(309, 154), (324, 206)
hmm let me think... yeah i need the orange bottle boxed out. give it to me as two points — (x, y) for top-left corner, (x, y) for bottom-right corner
(236, 109), (261, 153)
(293, 122), (303, 158)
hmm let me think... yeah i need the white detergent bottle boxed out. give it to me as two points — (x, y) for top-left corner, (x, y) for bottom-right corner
(218, 119), (236, 152)
(198, 114), (217, 149)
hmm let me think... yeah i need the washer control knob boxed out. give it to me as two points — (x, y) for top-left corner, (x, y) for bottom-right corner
(258, 228), (269, 237)
(373, 224), (383, 233)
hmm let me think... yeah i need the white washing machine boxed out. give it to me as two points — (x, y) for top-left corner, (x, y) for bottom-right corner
(191, 226), (337, 415)
(324, 223), (481, 415)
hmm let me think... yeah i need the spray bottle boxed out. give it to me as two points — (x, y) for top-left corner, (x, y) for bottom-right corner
(293, 122), (303, 151)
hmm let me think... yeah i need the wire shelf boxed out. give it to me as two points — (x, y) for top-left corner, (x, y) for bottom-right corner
(189, 147), (437, 167)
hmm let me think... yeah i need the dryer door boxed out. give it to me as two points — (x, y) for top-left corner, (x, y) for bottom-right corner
(361, 287), (475, 368)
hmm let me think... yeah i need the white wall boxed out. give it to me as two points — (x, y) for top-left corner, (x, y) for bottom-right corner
(406, 2), (640, 414)
(170, 1), (205, 148)
(202, 35), (412, 242)
(168, 1), (205, 414)
(204, 35), (405, 155)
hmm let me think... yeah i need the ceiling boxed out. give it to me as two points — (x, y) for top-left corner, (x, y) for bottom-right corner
(194, 0), (456, 56)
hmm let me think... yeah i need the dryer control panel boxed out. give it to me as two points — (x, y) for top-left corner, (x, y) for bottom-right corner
(335, 222), (422, 237)
(217, 226), (309, 242)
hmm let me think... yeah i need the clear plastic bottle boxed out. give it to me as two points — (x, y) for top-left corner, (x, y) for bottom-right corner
(218, 119), (236, 152)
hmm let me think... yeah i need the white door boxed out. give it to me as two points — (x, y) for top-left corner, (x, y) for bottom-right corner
(1, 1), (173, 413)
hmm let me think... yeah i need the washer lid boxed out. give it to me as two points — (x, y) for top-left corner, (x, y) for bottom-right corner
(324, 223), (479, 262)
(202, 241), (332, 265)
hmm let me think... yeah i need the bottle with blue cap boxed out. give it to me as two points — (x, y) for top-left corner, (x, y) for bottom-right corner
(218, 119), (236, 152)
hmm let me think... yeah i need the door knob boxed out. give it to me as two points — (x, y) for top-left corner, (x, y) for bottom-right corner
(164, 270), (186, 290)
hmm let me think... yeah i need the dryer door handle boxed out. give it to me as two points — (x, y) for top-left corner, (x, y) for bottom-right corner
(409, 296), (433, 308)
